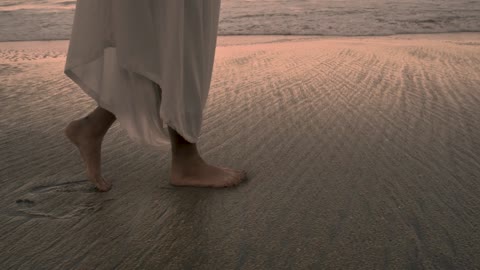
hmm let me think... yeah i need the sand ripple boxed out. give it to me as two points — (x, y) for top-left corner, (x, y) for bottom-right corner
(1, 33), (480, 269)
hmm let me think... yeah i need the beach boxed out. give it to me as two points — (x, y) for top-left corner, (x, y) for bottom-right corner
(1, 33), (480, 268)
(2, 0), (480, 41)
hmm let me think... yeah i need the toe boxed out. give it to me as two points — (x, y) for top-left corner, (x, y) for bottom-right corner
(228, 174), (242, 187)
(97, 183), (112, 192)
(96, 177), (112, 192)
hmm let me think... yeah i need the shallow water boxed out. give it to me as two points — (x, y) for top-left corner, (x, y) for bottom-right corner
(0, 0), (479, 41)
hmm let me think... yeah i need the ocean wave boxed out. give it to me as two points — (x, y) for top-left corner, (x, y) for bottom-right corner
(0, 0), (479, 42)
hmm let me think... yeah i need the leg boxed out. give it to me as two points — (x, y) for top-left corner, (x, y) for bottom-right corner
(65, 106), (116, 192)
(168, 127), (247, 188)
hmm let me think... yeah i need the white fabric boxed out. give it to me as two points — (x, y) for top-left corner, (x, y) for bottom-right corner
(64, 0), (221, 150)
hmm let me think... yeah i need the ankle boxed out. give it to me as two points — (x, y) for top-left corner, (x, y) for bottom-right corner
(172, 145), (206, 164)
(172, 148), (202, 162)
(76, 117), (107, 138)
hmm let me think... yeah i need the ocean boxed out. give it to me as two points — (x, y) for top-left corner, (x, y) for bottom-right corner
(0, 0), (479, 42)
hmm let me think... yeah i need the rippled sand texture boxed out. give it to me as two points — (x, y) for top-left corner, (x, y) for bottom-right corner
(1, 33), (480, 269)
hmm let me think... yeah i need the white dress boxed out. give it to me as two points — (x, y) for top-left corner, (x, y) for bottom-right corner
(64, 0), (221, 150)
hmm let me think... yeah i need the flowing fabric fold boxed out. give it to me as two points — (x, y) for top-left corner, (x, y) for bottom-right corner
(64, 0), (221, 150)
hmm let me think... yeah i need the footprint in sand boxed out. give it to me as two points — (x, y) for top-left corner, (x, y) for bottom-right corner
(30, 179), (97, 194)
(15, 199), (35, 207)
(11, 203), (105, 220)
(8, 180), (112, 220)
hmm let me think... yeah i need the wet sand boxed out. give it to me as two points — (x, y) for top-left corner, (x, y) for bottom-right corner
(1, 33), (480, 269)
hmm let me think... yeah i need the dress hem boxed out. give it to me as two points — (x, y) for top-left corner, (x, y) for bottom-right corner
(64, 65), (176, 151)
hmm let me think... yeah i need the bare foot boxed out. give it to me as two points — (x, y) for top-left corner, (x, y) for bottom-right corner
(65, 118), (112, 192)
(170, 156), (247, 188)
